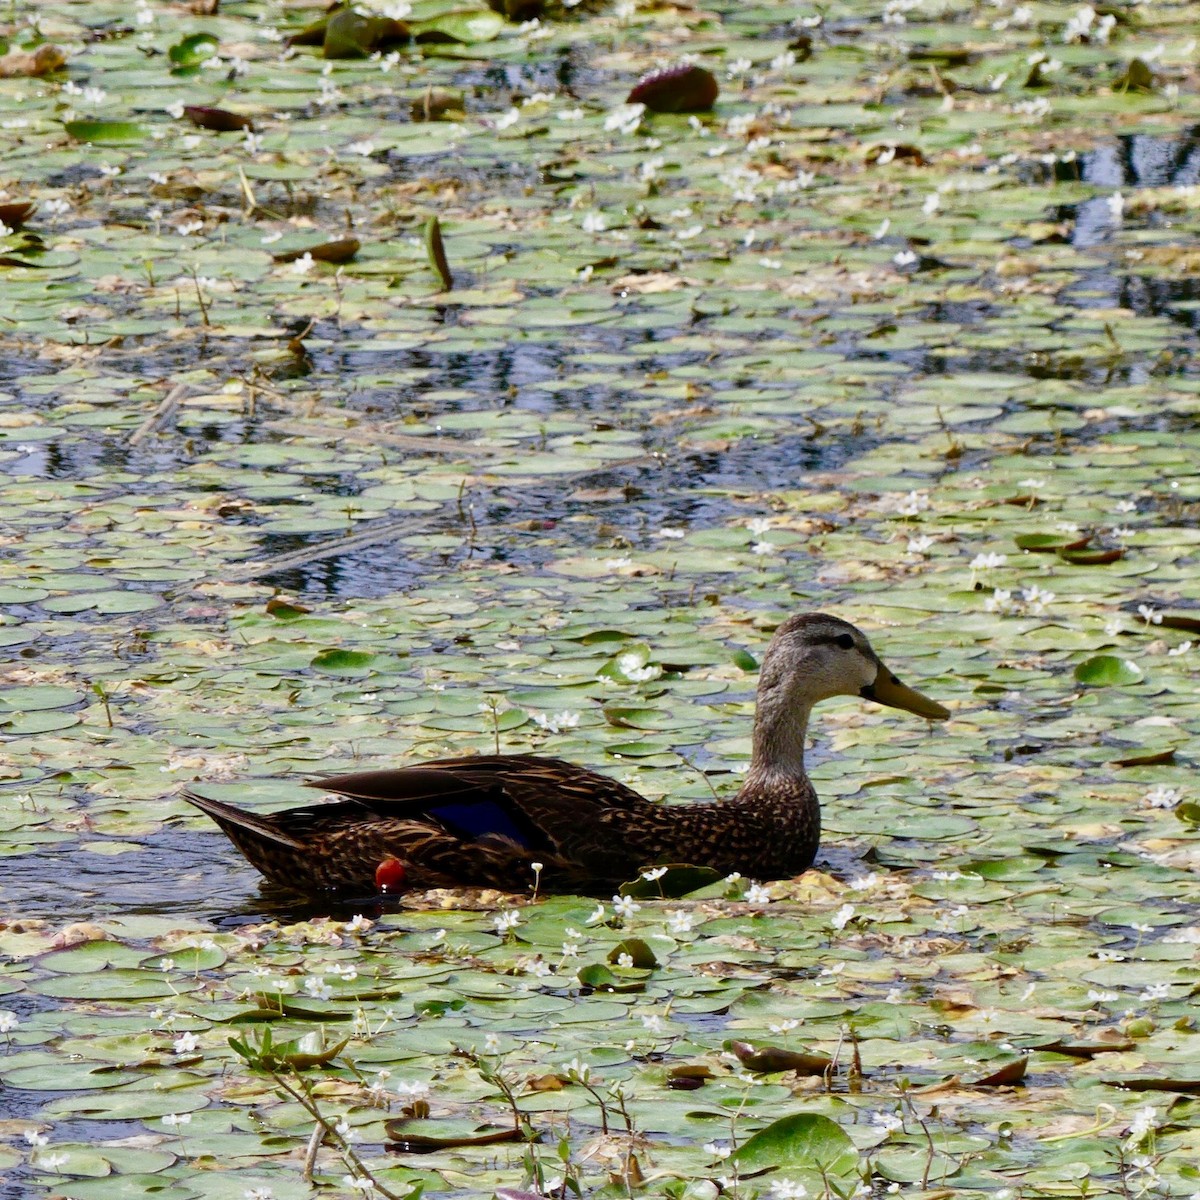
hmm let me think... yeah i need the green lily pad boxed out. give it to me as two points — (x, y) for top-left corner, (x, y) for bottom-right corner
(1074, 655), (1144, 686)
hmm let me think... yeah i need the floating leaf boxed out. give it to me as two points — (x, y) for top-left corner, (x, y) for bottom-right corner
(0, 45), (66, 77)
(967, 1056), (1027, 1087)
(607, 938), (658, 969)
(168, 32), (219, 69)
(0, 201), (35, 228)
(628, 63), (719, 113)
(732, 1113), (858, 1179)
(1014, 532), (1090, 553)
(64, 120), (147, 144)
(1113, 58), (1155, 92)
(183, 105), (254, 132)
(1074, 655), (1143, 686)
(323, 7), (410, 58)
(412, 9), (506, 44)
(310, 648), (376, 672)
(729, 1041), (832, 1077)
(273, 237), (361, 264)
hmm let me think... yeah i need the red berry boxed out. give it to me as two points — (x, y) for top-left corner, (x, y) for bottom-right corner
(375, 857), (407, 892)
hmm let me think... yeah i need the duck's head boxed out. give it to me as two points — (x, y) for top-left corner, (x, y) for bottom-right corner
(758, 613), (949, 721)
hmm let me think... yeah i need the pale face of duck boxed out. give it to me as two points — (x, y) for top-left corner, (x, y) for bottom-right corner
(759, 613), (949, 721)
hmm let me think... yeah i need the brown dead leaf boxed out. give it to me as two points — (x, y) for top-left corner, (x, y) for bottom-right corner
(0, 45), (67, 78)
(611, 272), (690, 294)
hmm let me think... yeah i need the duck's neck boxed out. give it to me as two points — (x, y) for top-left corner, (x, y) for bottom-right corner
(735, 689), (813, 799)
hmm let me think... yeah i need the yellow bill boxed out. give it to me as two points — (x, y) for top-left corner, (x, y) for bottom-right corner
(861, 659), (949, 720)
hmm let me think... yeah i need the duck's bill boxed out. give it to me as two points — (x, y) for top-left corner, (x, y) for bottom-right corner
(860, 661), (949, 720)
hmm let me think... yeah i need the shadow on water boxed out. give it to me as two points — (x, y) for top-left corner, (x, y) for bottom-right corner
(1020, 127), (1200, 247)
(1, 827), (391, 927)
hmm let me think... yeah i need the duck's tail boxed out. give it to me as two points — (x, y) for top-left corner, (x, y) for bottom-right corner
(180, 789), (312, 887)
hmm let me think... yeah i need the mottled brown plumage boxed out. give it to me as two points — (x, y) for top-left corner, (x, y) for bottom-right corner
(182, 613), (948, 897)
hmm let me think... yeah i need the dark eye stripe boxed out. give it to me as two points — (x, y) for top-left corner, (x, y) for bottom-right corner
(810, 633), (857, 649)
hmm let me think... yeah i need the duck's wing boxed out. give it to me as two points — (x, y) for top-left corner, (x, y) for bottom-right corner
(306, 754), (648, 858)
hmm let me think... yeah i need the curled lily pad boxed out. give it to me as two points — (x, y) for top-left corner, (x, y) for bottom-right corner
(183, 105), (254, 133)
(627, 64), (719, 113)
(168, 32), (219, 69)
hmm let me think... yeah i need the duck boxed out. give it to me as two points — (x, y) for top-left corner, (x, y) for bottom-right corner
(181, 613), (948, 898)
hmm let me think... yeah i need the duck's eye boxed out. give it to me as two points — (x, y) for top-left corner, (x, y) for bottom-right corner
(835, 633), (855, 650)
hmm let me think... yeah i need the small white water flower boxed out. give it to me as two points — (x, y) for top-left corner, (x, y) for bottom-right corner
(493, 909), (522, 933)
(1143, 786), (1182, 809)
(831, 903), (856, 931)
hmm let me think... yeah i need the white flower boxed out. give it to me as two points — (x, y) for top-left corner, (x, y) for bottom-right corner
(769, 1018), (800, 1034)
(657, 527), (685, 539)
(290, 252), (315, 275)
(493, 909), (522, 933)
(872, 1111), (904, 1133)
(641, 866), (668, 881)
(769, 1181), (808, 1200)
(1142, 786), (1182, 810)
(395, 1079), (432, 1100)
(342, 1175), (374, 1192)
(483, 1033), (502, 1053)
(346, 139), (375, 157)
(745, 882), (772, 904)
(1022, 585), (1055, 614)
(616, 652), (661, 683)
(1168, 641), (1192, 657)
(1087, 989), (1118, 1003)
(1140, 982), (1170, 1002)
(23, 1130), (48, 1146)
(640, 1012), (664, 1032)
(704, 1142), (732, 1160)
(1137, 604), (1162, 626)
(1128, 1104), (1156, 1142)
(1107, 191), (1125, 221)
(831, 903), (856, 931)
(922, 192), (940, 216)
(612, 894), (641, 919)
(39, 1153), (69, 1171)
(848, 872), (880, 891)
(617, 953), (634, 969)
(347, 914), (372, 932)
(895, 490), (929, 516)
(603, 103), (644, 135)
(970, 552), (1007, 570)
(162, 1113), (192, 1129)
(561, 1056), (592, 1083)
(907, 535), (935, 555)
(582, 212), (607, 234)
(533, 710), (580, 734)
(586, 903), (607, 925)
(173, 1032), (200, 1054)
(1063, 5), (1096, 42)
(335, 1117), (358, 1143)
(893, 249), (917, 266)
(304, 976), (333, 1001)
(1114, 499), (1138, 513)
(747, 517), (773, 535)
(752, 541), (775, 556)
(985, 587), (1015, 614)
(494, 107), (520, 130)
(560, 941), (580, 957)
(667, 910), (693, 934)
